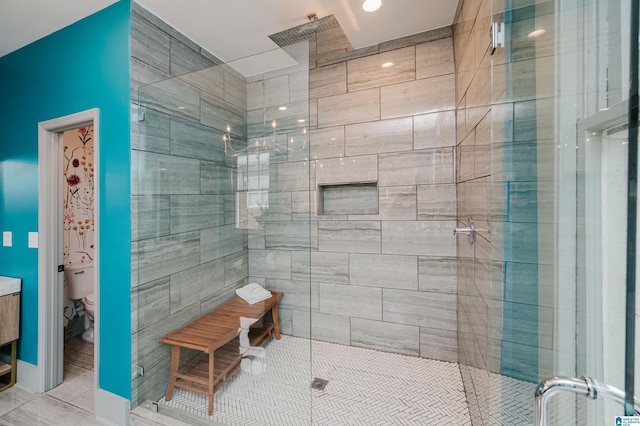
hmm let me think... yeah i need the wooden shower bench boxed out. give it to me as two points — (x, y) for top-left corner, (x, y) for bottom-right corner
(159, 291), (283, 416)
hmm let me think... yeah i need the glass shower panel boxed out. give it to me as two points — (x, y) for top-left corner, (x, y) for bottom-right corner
(132, 42), (311, 424)
(484, 0), (635, 424)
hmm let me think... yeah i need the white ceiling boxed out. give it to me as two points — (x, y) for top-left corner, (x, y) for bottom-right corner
(0, 0), (458, 62)
(0, 0), (119, 58)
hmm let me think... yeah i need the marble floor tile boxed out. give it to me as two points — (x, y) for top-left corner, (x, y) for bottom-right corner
(0, 394), (88, 426)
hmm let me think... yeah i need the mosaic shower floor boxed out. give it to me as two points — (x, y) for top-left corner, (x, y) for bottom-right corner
(159, 335), (471, 425)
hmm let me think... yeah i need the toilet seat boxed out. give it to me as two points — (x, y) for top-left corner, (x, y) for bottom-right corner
(84, 293), (95, 307)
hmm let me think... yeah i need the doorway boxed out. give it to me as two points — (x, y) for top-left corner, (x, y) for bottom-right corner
(37, 109), (100, 409)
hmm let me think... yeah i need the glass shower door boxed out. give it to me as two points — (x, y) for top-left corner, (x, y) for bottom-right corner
(485, 0), (637, 424)
(132, 42), (313, 424)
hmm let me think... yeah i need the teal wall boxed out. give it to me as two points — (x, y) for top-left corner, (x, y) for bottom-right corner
(0, 1), (131, 398)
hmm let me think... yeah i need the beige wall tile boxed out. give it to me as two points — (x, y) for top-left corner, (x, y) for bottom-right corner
(311, 126), (345, 160)
(351, 318), (420, 356)
(318, 88), (380, 127)
(316, 154), (378, 185)
(381, 74), (455, 119)
(379, 148), (454, 186)
(319, 283), (382, 320)
(416, 37), (455, 79)
(414, 110), (456, 150)
(347, 46), (416, 92)
(345, 117), (413, 156)
(310, 62), (347, 99)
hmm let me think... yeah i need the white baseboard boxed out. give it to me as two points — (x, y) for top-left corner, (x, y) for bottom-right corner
(16, 360), (42, 393)
(94, 388), (131, 426)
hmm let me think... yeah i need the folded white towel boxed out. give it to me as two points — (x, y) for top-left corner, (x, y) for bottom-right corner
(236, 283), (272, 304)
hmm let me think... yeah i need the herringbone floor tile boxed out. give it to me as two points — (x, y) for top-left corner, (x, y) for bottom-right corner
(159, 336), (471, 425)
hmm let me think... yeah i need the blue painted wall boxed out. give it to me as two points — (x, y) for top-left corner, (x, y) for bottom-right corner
(0, 1), (131, 398)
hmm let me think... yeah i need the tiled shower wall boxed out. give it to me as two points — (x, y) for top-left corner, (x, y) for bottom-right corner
(293, 27), (460, 361)
(454, 0), (493, 423)
(454, 0), (556, 424)
(130, 2), (249, 405)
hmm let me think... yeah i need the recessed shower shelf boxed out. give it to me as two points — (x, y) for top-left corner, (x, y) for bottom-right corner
(318, 182), (378, 215)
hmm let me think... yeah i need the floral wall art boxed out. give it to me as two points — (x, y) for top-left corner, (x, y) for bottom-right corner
(63, 126), (95, 265)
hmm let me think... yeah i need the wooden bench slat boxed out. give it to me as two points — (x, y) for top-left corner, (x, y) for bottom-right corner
(160, 291), (283, 415)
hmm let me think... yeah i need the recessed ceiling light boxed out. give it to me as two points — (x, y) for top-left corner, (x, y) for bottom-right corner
(362, 0), (382, 12)
(298, 119), (306, 123)
(527, 29), (546, 38)
(279, 106), (288, 111)
(177, 106), (185, 110)
(381, 62), (394, 68)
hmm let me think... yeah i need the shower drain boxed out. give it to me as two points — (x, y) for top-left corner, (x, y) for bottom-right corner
(311, 377), (329, 390)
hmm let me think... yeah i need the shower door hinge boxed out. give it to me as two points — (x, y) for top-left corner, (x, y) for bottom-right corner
(490, 22), (504, 54)
(131, 105), (145, 122)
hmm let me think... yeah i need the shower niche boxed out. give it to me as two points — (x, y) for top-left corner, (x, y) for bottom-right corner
(318, 182), (379, 215)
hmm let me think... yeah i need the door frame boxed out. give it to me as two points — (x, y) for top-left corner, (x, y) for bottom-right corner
(37, 108), (100, 394)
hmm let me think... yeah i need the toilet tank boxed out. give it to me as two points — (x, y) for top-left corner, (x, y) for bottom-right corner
(65, 264), (94, 300)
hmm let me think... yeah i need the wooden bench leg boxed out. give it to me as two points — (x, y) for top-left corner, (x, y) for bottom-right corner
(208, 351), (215, 416)
(166, 345), (180, 401)
(271, 305), (281, 340)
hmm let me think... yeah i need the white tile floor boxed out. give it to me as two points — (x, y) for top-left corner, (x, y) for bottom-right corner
(159, 335), (472, 425)
(0, 336), (184, 426)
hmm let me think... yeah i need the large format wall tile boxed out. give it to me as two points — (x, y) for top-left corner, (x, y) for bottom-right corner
(382, 221), (456, 256)
(200, 224), (245, 262)
(170, 118), (224, 162)
(265, 278), (311, 311)
(170, 195), (224, 233)
(416, 37), (455, 79)
(131, 108), (170, 154)
(170, 37), (215, 76)
(223, 68), (247, 110)
(135, 277), (170, 331)
(138, 77), (200, 122)
(311, 251), (349, 284)
(310, 62), (347, 99)
(200, 161), (236, 195)
(131, 196), (171, 241)
(381, 74), (455, 119)
(249, 249), (292, 279)
(414, 110), (456, 149)
(318, 89), (380, 127)
(136, 151), (200, 195)
(417, 184), (457, 220)
(135, 231), (200, 284)
(357, 185), (416, 221)
(131, 13), (170, 74)
(316, 154), (378, 186)
(310, 126), (345, 160)
(347, 46), (416, 92)
(319, 283), (382, 320)
(383, 289), (457, 331)
(225, 251), (248, 287)
(351, 318), (420, 356)
(419, 256), (457, 294)
(350, 254), (418, 289)
(200, 92), (245, 136)
(318, 221), (381, 253)
(420, 327), (458, 362)
(345, 117), (413, 156)
(311, 312), (351, 345)
(265, 222), (310, 250)
(379, 149), (454, 186)
(169, 259), (225, 314)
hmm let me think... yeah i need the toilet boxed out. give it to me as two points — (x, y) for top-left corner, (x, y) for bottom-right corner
(65, 263), (95, 344)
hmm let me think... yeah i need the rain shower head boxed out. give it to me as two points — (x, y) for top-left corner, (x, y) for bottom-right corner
(269, 14), (353, 65)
